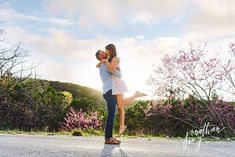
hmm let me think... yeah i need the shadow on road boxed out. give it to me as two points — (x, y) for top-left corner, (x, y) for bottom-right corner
(99, 144), (128, 157)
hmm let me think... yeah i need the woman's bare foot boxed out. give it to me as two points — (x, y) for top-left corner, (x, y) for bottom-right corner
(135, 91), (147, 97)
(119, 125), (127, 137)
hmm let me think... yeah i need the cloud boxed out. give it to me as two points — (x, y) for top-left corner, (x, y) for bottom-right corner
(0, 5), (74, 27)
(47, 18), (74, 27)
(39, 0), (228, 40)
(186, 0), (235, 41)
(45, 0), (121, 27)
(4, 25), (103, 88)
(44, 0), (189, 27)
(0, 5), (36, 21)
(6, 26), (109, 60)
(131, 12), (158, 27)
(6, 24), (182, 65)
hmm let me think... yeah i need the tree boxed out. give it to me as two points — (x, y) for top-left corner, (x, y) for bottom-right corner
(0, 25), (34, 100)
(148, 43), (224, 101)
(0, 25), (35, 129)
(219, 42), (235, 97)
(0, 25), (72, 131)
(148, 43), (235, 135)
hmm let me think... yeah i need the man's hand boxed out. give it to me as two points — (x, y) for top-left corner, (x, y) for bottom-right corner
(101, 59), (108, 64)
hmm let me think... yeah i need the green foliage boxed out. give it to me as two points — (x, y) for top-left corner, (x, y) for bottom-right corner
(0, 78), (72, 131)
(124, 101), (150, 135)
(85, 128), (103, 135)
(72, 129), (83, 136)
(61, 91), (73, 105)
(71, 128), (103, 136)
(113, 114), (120, 133)
(32, 85), (72, 131)
(0, 76), (108, 132)
(48, 80), (105, 109)
(71, 97), (97, 112)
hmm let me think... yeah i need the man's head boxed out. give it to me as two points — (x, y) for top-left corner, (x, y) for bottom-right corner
(95, 50), (108, 61)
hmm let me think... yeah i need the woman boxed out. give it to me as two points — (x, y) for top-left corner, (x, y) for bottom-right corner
(97, 44), (146, 136)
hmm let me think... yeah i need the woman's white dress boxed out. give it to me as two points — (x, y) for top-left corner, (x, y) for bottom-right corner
(112, 57), (128, 95)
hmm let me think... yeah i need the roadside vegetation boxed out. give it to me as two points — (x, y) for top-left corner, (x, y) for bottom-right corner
(0, 25), (234, 139)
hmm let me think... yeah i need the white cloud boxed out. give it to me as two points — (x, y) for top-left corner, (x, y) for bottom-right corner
(43, 0), (235, 38)
(44, 0), (189, 27)
(45, 0), (121, 27)
(131, 12), (158, 27)
(0, 5), (74, 27)
(4, 26), (104, 89)
(0, 6), (40, 21)
(47, 18), (74, 26)
(6, 26), (109, 60)
(186, 0), (235, 41)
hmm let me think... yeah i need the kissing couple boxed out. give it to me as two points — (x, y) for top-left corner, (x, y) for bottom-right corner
(95, 43), (147, 144)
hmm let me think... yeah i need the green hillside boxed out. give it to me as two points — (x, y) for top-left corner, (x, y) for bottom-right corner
(40, 79), (105, 109)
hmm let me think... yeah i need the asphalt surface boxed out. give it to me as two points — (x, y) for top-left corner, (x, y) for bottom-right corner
(0, 134), (234, 157)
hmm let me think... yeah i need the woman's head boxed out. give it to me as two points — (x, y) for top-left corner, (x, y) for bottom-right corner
(105, 43), (117, 62)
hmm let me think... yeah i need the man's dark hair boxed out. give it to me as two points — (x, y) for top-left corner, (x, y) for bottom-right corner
(95, 50), (101, 60)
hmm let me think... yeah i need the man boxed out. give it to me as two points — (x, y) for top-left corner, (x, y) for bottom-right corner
(95, 50), (121, 145)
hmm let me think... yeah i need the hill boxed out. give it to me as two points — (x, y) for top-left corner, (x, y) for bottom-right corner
(40, 79), (105, 109)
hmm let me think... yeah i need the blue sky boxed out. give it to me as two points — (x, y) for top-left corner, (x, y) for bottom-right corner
(0, 0), (235, 98)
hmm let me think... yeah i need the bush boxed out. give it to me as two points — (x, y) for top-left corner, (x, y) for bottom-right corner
(72, 129), (83, 136)
(0, 78), (72, 131)
(85, 128), (103, 135)
(70, 97), (97, 112)
(122, 101), (150, 135)
(60, 107), (102, 131)
(145, 96), (235, 137)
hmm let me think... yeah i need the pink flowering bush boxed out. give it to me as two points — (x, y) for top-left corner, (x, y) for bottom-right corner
(60, 107), (102, 131)
(145, 96), (235, 137)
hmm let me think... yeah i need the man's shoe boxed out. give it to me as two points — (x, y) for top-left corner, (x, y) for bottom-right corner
(105, 138), (120, 145)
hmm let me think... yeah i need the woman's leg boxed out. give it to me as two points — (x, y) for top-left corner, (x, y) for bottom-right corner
(123, 91), (147, 107)
(116, 94), (126, 131)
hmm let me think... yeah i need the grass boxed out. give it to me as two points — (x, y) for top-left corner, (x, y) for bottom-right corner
(0, 128), (104, 137)
(0, 129), (70, 136)
(0, 129), (234, 141)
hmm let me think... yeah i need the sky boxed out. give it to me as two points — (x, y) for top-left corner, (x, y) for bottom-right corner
(0, 0), (235, 98)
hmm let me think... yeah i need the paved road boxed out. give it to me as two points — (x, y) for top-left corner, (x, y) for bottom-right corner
(0, 134), (234, 157)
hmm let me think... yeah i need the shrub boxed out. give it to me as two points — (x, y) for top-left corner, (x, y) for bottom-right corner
(145, 96), (235, 137)
(70, 97), (97, 112)
(60, 107), (102, 131)
(85, 128), (103, 135)
(124, 101), (150, 135)
(0, 78), (72, 131)
(72, 129), (83, 136)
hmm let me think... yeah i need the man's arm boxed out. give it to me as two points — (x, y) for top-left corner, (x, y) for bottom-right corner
(96, 61), (102, 68)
